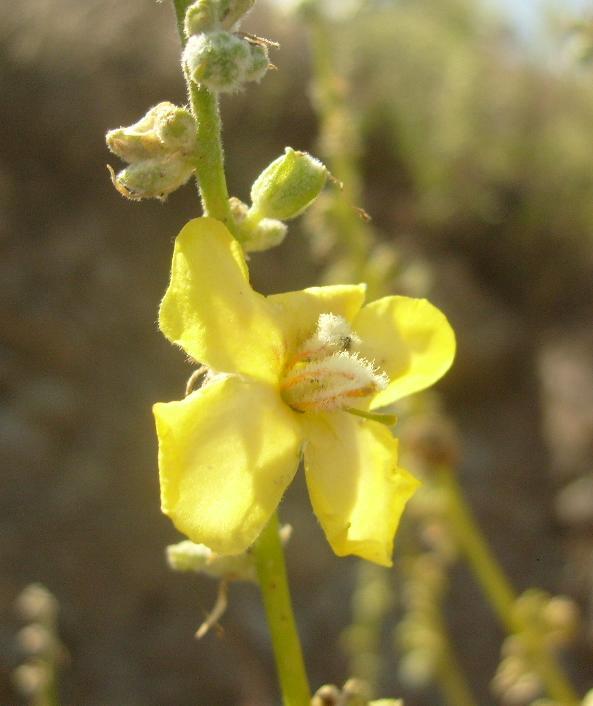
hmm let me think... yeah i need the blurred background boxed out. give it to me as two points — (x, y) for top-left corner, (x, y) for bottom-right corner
(1, 0), (593, 704)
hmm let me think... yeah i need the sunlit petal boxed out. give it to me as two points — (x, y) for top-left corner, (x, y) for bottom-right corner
(303, 412), (420, 566)
(353, 296), (455, 409)
(154, 375), (303, 555)
(159, 218), (284, 382)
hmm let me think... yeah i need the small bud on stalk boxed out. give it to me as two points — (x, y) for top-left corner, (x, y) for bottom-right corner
(184, 0), (255, 37)
(106, 103), (197, 201)
(183, 30), (269, 93)
(230, 197), (287, 251)
(106, 103), (196, 161)
(250, 147), (328, 221)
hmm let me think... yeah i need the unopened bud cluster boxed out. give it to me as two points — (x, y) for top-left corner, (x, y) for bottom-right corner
(106, 102), (197, 201)
(233, 147), (328, 251)
(12, 584), (66, 704)
(492, 590), (581, 705)
(395, 554), (447, 688)
(182, 0), (270, 93)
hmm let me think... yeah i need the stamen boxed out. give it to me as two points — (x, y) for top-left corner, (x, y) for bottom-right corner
(281, 314), (390, 414)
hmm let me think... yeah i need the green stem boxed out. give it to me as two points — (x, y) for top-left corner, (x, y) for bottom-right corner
(172, 0), (193, 41)
(187, 82), (234, 229)
(252, 513), (312, 706)
(437, 466), (580, 705)
(172, 1), (235, 231)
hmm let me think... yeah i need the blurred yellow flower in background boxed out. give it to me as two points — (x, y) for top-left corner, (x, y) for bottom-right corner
(153, 218), (455, 566)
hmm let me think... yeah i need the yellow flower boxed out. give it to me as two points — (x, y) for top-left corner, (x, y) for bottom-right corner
(153, 218), (455, 566)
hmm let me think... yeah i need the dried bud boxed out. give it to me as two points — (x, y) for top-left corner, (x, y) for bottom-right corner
(108, 158), (195, 202)
(183, 30), (269, 93)
(250, 147), (328, 221)
(106, 103), (196, 163)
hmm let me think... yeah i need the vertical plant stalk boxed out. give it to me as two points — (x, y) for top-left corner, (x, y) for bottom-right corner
(437, 466), (580, 705)
(173, 0), (234, 231)
(171, 6), (310, 705)
(253, 513), (312, 706)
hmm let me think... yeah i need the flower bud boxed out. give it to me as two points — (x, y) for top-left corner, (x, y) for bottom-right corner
(184, 0), (255, 36)
(108, 158), (195, 202)
(106, 103), (196, 163)
(167, 540), (257, 581)
(230, 197), (287, 251)
(219, 0), (256, 30)
(183, 30), (269, 93)
(250, 147), (328, 221)
(244, 42), (270, 83)
(184, 0), (218, 36)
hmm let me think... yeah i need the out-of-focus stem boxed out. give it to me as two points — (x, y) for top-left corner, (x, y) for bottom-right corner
(433, 611), (478, 706)
(438, 466), (580, 705)
(307, 11), (373, 278)
(252, 513), (311, 706)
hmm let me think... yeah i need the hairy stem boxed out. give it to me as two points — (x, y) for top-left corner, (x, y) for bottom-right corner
(172, 0), (235, 231)
(252, 513), (311, 706)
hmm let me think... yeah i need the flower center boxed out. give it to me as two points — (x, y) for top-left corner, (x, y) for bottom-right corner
(280, 313), (389, 413)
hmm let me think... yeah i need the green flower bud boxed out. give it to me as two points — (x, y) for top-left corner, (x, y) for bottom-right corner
(218, 0), (256, 30)
(183, 30), (269, 93)
(154, 107), (197, 154)
(230, 197), (287, 252)
(250, 147), (328, 221)
(106, 103), (196, 162)
(244, 42), (269, 82)
(184, 0), (255, 36)
(184, 0), (218, 36)
(108, 157), (195, 202)
(244, 218), (287, 252)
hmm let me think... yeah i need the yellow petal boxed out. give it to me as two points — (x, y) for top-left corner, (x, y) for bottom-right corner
(353, 296), (456, 409)
(268, 284), (366, 355)
(154, 375), (303, 555)
(159, 218), (284, 383)
(303, 412), (420, 566)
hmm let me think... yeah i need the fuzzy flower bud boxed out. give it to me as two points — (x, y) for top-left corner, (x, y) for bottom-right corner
(166, 540), (257, 581)
(219, 0), (256, 30)
(250, 147), (328, 221)
(184, 0), (255, 36)
(108, 158), (195, 202)
(184, 0), (218, 35)
(230, 197), (288, 252)
(183, 30), (269, 93)
(106, 103), (196, 162)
